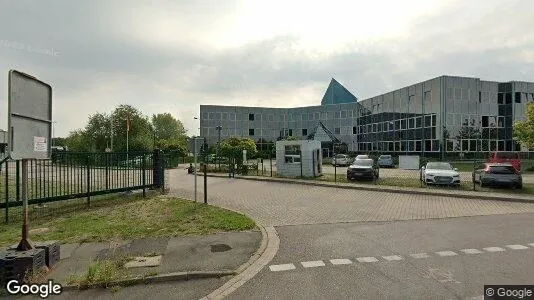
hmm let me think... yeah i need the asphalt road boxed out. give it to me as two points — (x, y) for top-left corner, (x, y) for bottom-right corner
(229, 213), (534, 300)
(17, 277), (231, 300)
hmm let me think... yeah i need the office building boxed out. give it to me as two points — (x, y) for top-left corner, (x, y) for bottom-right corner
(200, 75), (534, 157)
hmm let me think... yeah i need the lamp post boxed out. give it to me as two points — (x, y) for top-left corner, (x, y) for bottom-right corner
(52, 121), (57, 147)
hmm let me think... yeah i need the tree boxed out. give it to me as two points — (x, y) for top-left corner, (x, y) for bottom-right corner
(84, 112), (111, 152)
(65, 130), (89, 152)
(219, 137), (257, 163)
(513, 102), (534, 149)
(110, 104), (153, 152)
(151, 113), (188, 152)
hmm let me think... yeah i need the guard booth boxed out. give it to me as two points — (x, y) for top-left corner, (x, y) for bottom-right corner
(276, 140), (322, 177)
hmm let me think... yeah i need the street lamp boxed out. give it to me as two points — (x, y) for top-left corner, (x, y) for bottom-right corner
(52, 121), (58, 147)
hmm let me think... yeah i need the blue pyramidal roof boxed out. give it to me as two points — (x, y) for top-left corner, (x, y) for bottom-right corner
(321, 78), (358, 105)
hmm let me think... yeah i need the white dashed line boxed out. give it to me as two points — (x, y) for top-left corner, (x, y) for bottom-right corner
(505, 244), (529, 250)
(436, 251), (458, 257)
(483, 247), (506, 252)
(460, 249), (483, 254)
(410, 253), (430, 259)
(301, 260), (326, 268)
(382, 255), (403, 261)
(529, 243), (534, 247)
(330, 259), (352, 265)
(356, 257), (379, 263)
(269, 264), (296, 272)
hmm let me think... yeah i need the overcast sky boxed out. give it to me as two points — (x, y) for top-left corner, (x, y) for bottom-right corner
(1, 0), (533, 138)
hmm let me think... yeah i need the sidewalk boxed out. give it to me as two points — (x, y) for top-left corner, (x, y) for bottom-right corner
(37, 230), (261, 287)
(204, 173), (534, 204)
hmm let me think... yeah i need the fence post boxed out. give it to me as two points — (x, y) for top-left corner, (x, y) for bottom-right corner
(476, 156), (477, 191)
(16, 161), (20, 201)
(86, 155), (91, 207)
(334, 159), (337, 183)
(105, 153), (110, 190)
(5, 160), (9, 224)
(300, 151), (303, 178)
(142, 154), (146, 197)
(270, 153), (273, 177)
(203, 163), (207, 204)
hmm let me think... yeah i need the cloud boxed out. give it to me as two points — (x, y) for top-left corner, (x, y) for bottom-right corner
(0, 0), (533, 138)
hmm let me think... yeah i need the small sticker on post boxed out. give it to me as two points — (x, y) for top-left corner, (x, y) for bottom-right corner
(34, 136), (47, 152)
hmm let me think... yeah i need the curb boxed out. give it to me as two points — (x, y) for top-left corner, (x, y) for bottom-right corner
(61, 270), (236, 291)
(235, 224), (269, 274)
(204, 173), (534, 204)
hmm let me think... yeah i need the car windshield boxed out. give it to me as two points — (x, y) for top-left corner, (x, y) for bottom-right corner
(379, 155), (391, 159)
(354, 159), (373, 167)
(489, 166), (516, 174)
(426, 162), (453, 170)
(335, 154), (346, 158)
(356, 155), (369, 159)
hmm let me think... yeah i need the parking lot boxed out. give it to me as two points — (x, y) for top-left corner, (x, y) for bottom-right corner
(253, 162), (534, 184)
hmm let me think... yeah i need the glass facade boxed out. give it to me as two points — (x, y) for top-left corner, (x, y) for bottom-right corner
(200, 76), (534, 156)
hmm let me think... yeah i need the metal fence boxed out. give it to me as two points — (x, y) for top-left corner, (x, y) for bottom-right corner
(201, 149), (534, 196)
(1, 150), (166, 223)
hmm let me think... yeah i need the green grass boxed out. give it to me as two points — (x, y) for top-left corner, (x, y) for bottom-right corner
(67, 258), (129, 288)
(0, 194), (256, 247)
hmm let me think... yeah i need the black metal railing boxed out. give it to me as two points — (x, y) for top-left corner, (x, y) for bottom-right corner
(0, 150), (166, 223)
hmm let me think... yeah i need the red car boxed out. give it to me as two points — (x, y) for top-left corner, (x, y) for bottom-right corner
(486, 152), (521, 172)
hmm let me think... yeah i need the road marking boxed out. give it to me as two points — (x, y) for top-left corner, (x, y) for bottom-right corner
(301, 260), (325, 268)
(330, 259), (352, 265)
(269, 264), (296, 272)
(460, 249), (483, 254)
(483, 247), (506, 252)
(529, 243), (534, 247)
(435, 251), (458, 257)
(382, 255), (403, 261)
(410, 253), (430, 259)
(356, 257), (379, 263)
(505, 244), (529, 250)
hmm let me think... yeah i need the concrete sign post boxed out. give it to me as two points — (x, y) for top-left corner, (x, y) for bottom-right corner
(8, 70), (52, 251)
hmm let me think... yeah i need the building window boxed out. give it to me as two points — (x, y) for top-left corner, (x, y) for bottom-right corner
(335, 111), (340, 119)
(249, 129), (254, 136)
(352, 126), (357, 134)
(335, 127), (340, 134)
(505, 93), (512, 104)
(249, 113), (255, 121)
(288, 129), (293, 136)
(340, 110), (347, 118)
(515, 92), (521, 103)
(284, 145), (301, 163)
(302, 129), (308, 136)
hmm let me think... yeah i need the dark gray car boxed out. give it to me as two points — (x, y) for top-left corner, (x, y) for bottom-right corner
(347, 158), (379, 181)
(473, 163), (522, 189)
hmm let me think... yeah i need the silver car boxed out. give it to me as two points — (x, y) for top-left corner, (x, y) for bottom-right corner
(332, 154), (352, 166)
(377, 155), (395, 168)
(473, 163), (522, 189)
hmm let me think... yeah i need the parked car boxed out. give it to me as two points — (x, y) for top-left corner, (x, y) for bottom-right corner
(487, 151), (521, 171)
(377, 155), (395, 168)
(355, 154), (370, 161)
(421, 162), (460, 186)
(332, 154), (352, 166)
(347, 158), (379, 181)
(473, 163), (522, 189)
